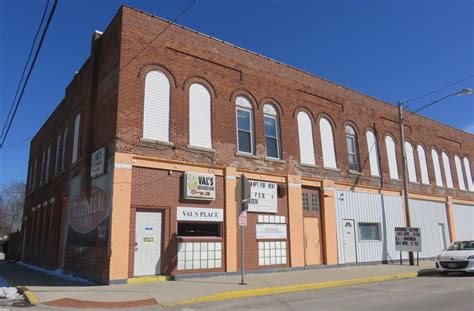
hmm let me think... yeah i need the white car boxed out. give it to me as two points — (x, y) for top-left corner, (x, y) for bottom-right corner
(436, 240), (474, 275)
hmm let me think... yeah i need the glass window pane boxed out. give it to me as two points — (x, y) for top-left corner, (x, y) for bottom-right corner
(266, 137), (278, 158)
(359, 223), (380, 240)
(238, 131), (251, 153)
(237, 109), (251, 131)
(346, 136), (355, 153)
(264, 116), (277, 138)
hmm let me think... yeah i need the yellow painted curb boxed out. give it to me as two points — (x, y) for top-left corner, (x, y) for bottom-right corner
(127, 275), (171, 284)
(165, 272), (418, 306)
(19, 288), (40, 305)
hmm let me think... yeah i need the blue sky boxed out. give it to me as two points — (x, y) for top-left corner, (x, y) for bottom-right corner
(0, 0), (473, 184)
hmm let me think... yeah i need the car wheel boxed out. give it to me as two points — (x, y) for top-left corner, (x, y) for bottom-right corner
(440, 271), (448, 276)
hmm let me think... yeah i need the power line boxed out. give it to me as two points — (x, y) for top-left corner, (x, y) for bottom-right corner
(0, 136), (33, 150)
(119, 0), (197, 72)
(0, 0), (58, 148)
(0, 0), (50, 139)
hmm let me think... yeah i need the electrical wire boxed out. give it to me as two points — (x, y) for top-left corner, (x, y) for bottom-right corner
(0, 136), (33, 149)
(0, 0), (59, 148)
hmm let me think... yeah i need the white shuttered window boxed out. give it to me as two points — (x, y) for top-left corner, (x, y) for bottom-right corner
(45, 145), (51, 183)
(61, 128), (68, 171)
(417, 145), (430, 185)
(405, 142), (417, 183)
(431, 149), (443, 187)
(442, 152), (454, 188)
(55, 135), (61, 175)
(366, 130), (380, 176)
(319, 118), (337, 169)
(297, 112), (315, 166)
(72, 114), (81, 163)
(385, 136), (399, 179)
(454, 155), (466, 190)
(143, 71), (171, 142)
(189, 83), (212, 149)
(463, 157), (474, 192)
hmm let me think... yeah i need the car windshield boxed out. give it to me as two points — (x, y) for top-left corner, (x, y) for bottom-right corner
(446, 241), (474, 251)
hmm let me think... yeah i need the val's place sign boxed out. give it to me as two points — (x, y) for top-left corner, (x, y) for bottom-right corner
(248, 181), (277, 213)
(184, 172), (216, 200)
(395, 227), (422, 252)
(177, 207), (223, 222)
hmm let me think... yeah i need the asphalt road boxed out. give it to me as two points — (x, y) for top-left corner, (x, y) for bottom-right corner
(173, 273), (474, 311)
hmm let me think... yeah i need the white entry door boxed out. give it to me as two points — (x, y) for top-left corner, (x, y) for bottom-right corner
(343, 219), (357, 263)
(438, 223), (447, 251)
(134, 211), (162, 276)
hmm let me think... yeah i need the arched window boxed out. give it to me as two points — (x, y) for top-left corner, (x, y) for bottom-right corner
(189, 83), (212, 149)
(345, 125), (360, 172)
(297, 111), (315, 165)
(61, 127), (68, 172)
(263, 104), (280, 159)
(319, 117), (337, 169)
(454, 155), (466, 191)
(236, 96), (254, 154)
(405, 142), (417, 183)
(54, 134), (61, 175)
(441, 152), (454, 188)
(366, 130), (380, 176)
(463, 157), (474, 192)
(143, 70), (171, 142)
(417, 144), (430, 185)
(431, 149), (444, 187)
(72, 114), (81, 163)
(385, 135), (399, 179)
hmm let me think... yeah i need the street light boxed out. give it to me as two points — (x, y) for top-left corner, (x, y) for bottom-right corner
(398, 88), (472, 266)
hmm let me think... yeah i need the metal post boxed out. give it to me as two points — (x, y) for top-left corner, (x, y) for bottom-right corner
(398, 102), (415, 266)
(239, 223), (246, 285)
(417, 252), (419, 266)
(400, 251), (402, 265)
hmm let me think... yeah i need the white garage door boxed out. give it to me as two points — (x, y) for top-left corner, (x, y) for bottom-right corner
(453, 204), (474, 241)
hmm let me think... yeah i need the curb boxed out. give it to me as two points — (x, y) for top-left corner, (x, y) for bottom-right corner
(164, 272), (418, 307)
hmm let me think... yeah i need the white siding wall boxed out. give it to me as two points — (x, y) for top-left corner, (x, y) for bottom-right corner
(319, 118), (337, 168)
(405, 142), (417, 183)
(431, 149), (443, 187)
(442, 152), (454, 188)
(409, 199), (450, 258)
(453, 204), (474, 240)
(336, 190), (406, 264)
(417, 145), (430, 185)
(385, 136), (399, 180)
(189, 83), (212, 148)
(143, 71), (171, 142)
(297, 112), (315, 166)
(454, 155), (466, 191)
(463, 157), (474, 192)
(366, 131), (380, 176)
(72, 114), (80, 163)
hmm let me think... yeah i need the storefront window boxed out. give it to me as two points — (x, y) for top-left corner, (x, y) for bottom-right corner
(177, 222), (221, 237)
(358, 223), (381, 240)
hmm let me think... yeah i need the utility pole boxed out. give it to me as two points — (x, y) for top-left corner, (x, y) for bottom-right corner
(238, 174), (251, 285)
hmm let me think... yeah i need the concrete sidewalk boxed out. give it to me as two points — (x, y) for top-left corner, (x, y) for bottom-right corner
(0, 261), (437, 308)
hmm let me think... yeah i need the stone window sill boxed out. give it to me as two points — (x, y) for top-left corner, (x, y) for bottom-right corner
(265, 157), (286, 164)
(300, 163), (318, 168)
(140, 137), (175, 147)
(235, 152), (259, 159)
(349, 170), (363, 176)
(323, 166), (340, 172)
(186, 145), (216, 153)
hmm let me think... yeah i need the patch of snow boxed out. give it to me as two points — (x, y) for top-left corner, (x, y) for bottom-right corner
(0, 277), (24, 306)
(17, 262), (95, 285)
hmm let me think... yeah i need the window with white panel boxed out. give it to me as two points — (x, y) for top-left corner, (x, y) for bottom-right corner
(417, 145), (430, 185)
(143, 70), (171, 142)
(405, 142), (417, 183)
(345, 125), (360, 172)
(297, 111), (316, 166)
(61, 128), (68, 171)
(263, 104), (281, 159)
(454, 155), (466, 191)
(319, 117), (337, 169)
(442, 152), (454, 188)
(385, 135), (399, 179)
(40, 150), (46, 185)
(54, 135), (61, 175)
(72, 114), (81, 163)
(189, 83), (212, 149)
(366, 130), (380, 176)
(431, 149), (443, 187)
(463, 157), (474, 192)
(236, 96), (254, 154)
(45, 145), (51, 183)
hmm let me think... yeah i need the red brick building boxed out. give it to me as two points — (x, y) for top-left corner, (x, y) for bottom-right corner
(21, 6), (474, 284)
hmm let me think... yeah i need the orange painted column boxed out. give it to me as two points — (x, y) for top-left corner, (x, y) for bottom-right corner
(445, 196), (456, 242)
(225, 167), (238, 272)
(287, 175), (305, 268)
(321, 180), (338, 265)
(109, 153), (133, 281)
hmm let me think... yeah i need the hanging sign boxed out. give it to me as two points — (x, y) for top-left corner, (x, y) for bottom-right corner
(90, 147), (106, 178)
(247, 181), (277, 213)
(183, 172), (216, 200)
(395, 227), (422, 252)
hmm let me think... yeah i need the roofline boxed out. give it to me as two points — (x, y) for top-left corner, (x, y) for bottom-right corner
(122, 5), (473, 137)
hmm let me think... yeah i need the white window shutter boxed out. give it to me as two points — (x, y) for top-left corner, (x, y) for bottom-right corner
(61, 128), (68, 171)
(40, 151), (46, 185)
(463, 157), (474, 192)
(55, 135), (61, 175)
(319, 118), (337, 169)
(297, 112), (315, 165)
(45, 145), (51, 182)
(431, 149), (443, 187)
(72, 114), (81, 163)
(143, 71), (171, 142)
(32, 158), (37, 190)
(189, 83), (212, 148)
(442, 152), (454, 188)
(405, 142), (417, 183)
(385, 136), (399, 179)
(366, 130), (380, 176)
(417, 145), (429, 185)
(454, 155), (466, 190)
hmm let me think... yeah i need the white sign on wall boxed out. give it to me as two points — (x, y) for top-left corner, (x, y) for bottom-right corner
(395, 227), (422, 252)
(90, 147), (106, 178)
(256, 224), (287, 239)
(177, 207), (223, 222)
(183, 172), (216, 200)
(248, 180), (278, 213)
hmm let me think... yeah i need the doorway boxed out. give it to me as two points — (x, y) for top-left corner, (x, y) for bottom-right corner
(134, 211), (163, 276)
(343, 219), (357, 263)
